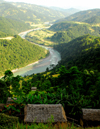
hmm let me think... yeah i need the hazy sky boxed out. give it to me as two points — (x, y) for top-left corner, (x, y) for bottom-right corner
(5, 0), (100, 10)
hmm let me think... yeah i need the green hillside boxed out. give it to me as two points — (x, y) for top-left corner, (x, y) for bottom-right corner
(0, 35), (48, 76)
(0, 16), (30, 35)
(0, 31), (10, 37)
(0, 2), (69, 24)
(54, 34), (100, 71)
(84, 16), (100, 24)
(65, 9), (100, 22)
(11, 2), (69, 20)
(49, 21), (100, 43)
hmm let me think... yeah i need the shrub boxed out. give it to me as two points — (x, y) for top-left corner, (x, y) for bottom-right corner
(0, 113), (18, 129)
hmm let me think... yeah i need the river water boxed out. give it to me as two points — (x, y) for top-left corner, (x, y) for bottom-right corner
(13, 28), (61, 77)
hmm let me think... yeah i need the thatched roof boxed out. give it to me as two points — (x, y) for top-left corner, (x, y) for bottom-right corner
(24, 104), (67, 123)
(82, 109), (100, 121)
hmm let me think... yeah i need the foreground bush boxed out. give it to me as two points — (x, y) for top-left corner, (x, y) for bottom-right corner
(0, 113), (18, 129)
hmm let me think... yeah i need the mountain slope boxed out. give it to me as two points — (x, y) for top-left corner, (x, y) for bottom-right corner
(0, 2), (69, 23)
(0, 16), (30, 35)
(54, 34), (100, 71)
(0, 35), (48, 76)
(49, 21), (100, 43)
(65, 9), (100, 22)
(84, 16), (100, 24)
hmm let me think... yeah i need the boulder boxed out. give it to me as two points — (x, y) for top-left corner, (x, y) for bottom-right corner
(24, 104), (67, 123)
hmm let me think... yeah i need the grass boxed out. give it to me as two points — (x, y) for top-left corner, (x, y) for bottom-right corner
(12, 122), (100, 129)
(26, 29), (56, 46)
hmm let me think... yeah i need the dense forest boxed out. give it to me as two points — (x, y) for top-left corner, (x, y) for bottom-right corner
(84, 16), (100, 24)
(53, 34), (100, 71)
(49, 21), (100, 43)
(0, 31), (10, 37)
(0, 35), (48, 76)
(0, 16), (30, 35)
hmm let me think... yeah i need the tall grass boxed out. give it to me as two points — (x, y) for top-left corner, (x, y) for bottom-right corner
(12, 122), (100, 129)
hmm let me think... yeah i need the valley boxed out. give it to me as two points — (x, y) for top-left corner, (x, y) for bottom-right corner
(0, 0), (100, 128)
(13, 28), (61, 77)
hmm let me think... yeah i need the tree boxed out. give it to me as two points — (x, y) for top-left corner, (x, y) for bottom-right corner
(0, 80), (9, 103)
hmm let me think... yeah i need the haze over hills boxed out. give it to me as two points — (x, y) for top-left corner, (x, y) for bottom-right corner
(49, 7), (80, 15)
(11, 2), (73, 22)
(65, 9), (100, 21)
(0, 1), (75, 24)
(56, 9), (100, 23)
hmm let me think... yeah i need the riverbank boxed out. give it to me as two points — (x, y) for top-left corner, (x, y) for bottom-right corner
(11, 61), (39, 73)
(0, 26), (61, 78)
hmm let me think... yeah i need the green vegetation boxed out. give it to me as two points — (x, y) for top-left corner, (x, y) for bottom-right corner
(0, 113), (18, 129)
(84, 16), (100, 24)
(0, 35), (49, 76)
(26, 29), (56, 46)
(64, 9), (100, 23)
(0, 16), (30, 35)
(48, 21), (100, 44)
(0, 65), (100, 127)
(54, 34), (100, 71)
(0, 2), (69, 24)
(0, 31), (10, 38)
(12, 122), (100, 129)
(0, 3), (100, 128)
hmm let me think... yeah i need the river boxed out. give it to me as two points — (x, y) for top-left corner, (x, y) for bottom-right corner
(13, 28), (61, 77)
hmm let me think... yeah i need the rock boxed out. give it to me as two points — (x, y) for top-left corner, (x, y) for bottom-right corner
(24, 104), (67, 123)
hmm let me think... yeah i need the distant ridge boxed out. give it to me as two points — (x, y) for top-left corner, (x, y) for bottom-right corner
(49, 7), (80, 14)
(55, 9), (100, 23)
(65, 9), (100, 22)
(1, 2), (70, 23)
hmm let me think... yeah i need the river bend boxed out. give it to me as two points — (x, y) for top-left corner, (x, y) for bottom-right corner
(13, 28), (61, 77)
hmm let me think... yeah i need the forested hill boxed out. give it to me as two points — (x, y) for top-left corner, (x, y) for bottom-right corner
(55, 9), (100, 24)
(0, 16), (30, 35)
(63, 9), (100, 23)
(65, 9), (100, 22)
(54, 34), (100, 71)
(11, 2), (70, 20)
(0, 35), (48, 76)
(0, 2), (69, 23)
(0, 31), (10, 38)
(84, 16), (100, 24)
(49, 21), (100, 43)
